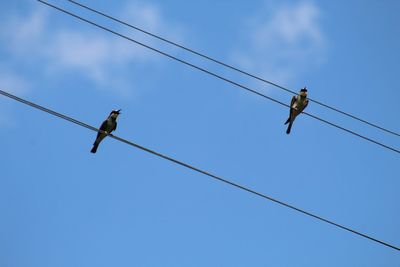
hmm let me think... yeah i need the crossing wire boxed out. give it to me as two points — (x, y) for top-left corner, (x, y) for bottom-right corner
(1, 88), (399, 252)
(67, 0), (400, 138)
(37, 0), (400, 155)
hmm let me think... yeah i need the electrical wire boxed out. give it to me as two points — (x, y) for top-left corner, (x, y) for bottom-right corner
(37, 0), (400, 155)
(67, 0), (400, 138)
(0, 88), (399, 252)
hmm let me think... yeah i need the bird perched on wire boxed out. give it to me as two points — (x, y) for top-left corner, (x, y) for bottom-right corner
(90, 109), (121, 153)
(284, 87), (309, 134)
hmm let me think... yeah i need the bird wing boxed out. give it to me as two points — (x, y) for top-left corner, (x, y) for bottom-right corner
(93, 120), (108, 140)
(289, 96), (297, 117)
(298, 99), (309, 113)
(99, 120), (109, 132)
(111, 121), (117, 132)
(290, 95), (297, 108)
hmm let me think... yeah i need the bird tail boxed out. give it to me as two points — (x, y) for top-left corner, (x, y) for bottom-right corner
(90, 142), (99, 153)
(284, 117), (290, 125)
(286, 122), (293, 134)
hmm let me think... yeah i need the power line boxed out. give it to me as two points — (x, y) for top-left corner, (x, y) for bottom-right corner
(1, 88), (399, 252)
(37, 0), (400, 155)
(67, 0), (400, 138)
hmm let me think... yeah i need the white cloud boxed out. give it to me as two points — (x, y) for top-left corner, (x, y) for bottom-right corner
(232, 1), (326, 88)
(123, 2), (163, 33)
(0, 68), (30, 128)
(0, 62), (30, 94)
(0, 70), (30, 95)
(0, 1), (182, 95)
(121, 2), (183, 41)
(4, 8), (48, 51)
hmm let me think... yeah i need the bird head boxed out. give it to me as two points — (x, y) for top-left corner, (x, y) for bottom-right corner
(299, 87), (308, 98)
(109, 109), (121, 119)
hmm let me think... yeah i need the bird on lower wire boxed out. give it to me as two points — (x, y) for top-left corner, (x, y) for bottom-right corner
(284, 87), (309, 134)
(90, 109), (121, 153)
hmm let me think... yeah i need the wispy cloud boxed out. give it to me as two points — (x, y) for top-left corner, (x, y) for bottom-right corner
(0, 67), (30, 95)
(0, 1), (182, 95)
(122, 1), (182, 39)
(0, 1), (181, 127)
(0, 67), (30, 128)
(232, 1), (326, 88)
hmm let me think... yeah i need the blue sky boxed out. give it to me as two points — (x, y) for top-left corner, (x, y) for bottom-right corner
(1, 0), (399, 266)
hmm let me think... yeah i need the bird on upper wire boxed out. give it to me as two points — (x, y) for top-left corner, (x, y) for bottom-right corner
(284, 87), (309, 134)
(90, 109), (121, 153)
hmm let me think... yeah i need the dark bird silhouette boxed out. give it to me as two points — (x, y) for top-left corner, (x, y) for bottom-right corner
(91, 109), (121, 153)
(284, 87), (309, 134)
